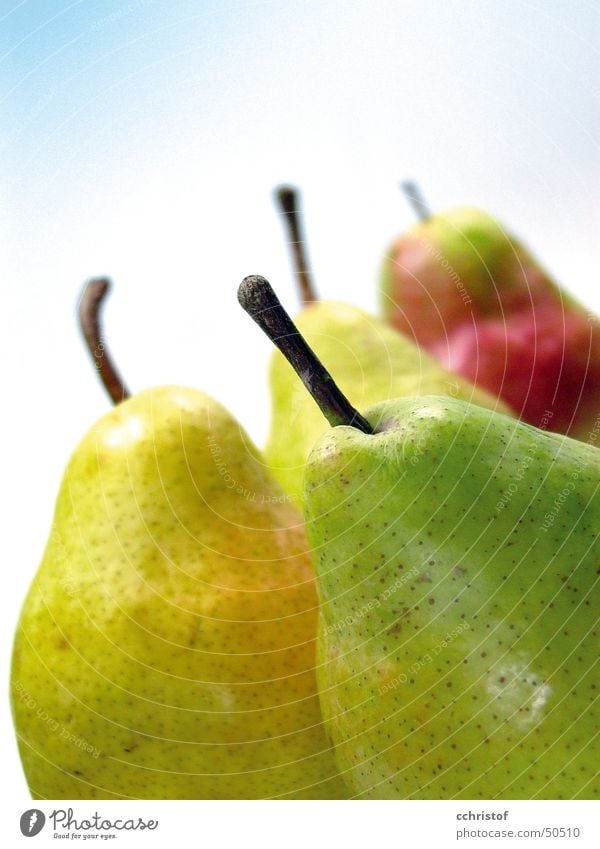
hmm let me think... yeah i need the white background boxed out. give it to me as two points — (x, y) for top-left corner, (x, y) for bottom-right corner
(2, 0), (599, 819)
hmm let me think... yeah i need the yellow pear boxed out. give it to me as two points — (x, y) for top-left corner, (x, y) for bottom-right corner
(11, 281), (345, 799)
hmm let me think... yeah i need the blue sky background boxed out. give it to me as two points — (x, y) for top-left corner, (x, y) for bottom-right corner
(2, 0), (599, 802)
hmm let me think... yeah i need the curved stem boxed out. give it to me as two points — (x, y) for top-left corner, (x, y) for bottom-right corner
(275, 185), (318, 304)
(400, 180), (431, 221)
(78, 278), (131, 405)
(238, 275), (372, 433)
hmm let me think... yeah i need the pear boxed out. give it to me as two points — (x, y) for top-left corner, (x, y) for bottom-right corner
(11, 387), (346, 799)
(10, 282), (346, 800)
(266, 187), (510, 504)
(239, 275), (600, 800)
(380, 194), (600, 440)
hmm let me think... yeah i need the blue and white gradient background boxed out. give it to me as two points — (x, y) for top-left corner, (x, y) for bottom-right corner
(2, 0), (599, 802)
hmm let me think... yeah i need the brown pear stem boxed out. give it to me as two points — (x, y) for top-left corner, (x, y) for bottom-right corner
(401, 180), (431, 221)
(78, 278), (131, 405)
(275, 185), (318, 304)
(238, 275), (372, 433)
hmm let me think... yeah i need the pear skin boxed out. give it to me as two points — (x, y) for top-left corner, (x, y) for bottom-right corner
(380, 207), (600, 437)
(11, 386), (346, 799)
(380, 207), (557, 343)
(305, 396), (600, 799)
(265, 301), (510, 504)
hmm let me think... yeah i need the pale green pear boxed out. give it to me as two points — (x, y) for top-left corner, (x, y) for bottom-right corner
(306, 397), (599, 799)
(11, 386), (346, 799)
(238, 275), (600, 801)
(265, 301), (510, 503)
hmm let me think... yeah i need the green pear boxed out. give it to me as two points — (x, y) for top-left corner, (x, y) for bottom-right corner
(11, 390), (345, 796)
(307, 397), (599, 799)
(239, 275), (600, 800)
(265, 302), (510, 504)
(266, 187), (510, 504)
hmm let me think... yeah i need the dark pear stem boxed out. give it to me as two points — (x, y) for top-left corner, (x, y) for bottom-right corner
(78, 278), (131, 405)
(400, 180), (431, 221)
(238, 275), (372, 433)
(275, 185), (318, 304)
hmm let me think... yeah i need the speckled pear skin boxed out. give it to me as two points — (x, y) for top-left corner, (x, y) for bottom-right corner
(11, 386), (346, 800)
(265, 301), (510, 504)
(304, 396), (600, 799)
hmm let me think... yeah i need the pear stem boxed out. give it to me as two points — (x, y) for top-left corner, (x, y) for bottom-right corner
(275, 185), (318, 304)
(401, 180), (431, 221)
(238, 275), (373, 433)
(78, 278), (131, 405)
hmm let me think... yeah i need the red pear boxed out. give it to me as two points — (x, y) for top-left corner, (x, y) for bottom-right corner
(381, 204), (600, 441)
